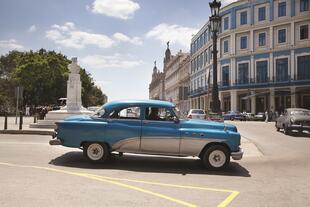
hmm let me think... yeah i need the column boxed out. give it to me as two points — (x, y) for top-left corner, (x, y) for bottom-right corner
(269, 26), (273, 50)
(219, 92), (224, 111)
(291, 21), (295, 46)
(251, 55), (255, 83)
(250, 30), (254, 52)
(270, 88), (275, 112)
(290, 50), (295, 80)
(230, 90), (237, 112)
(231, 58), (236, 86)
(269, 53), (274, 81)
(231, 33), (236, 55)
(291, 86), (296, 108)
(251, 91), (256, 114)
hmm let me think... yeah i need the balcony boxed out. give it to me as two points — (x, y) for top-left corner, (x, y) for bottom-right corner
(218, 77), (310, 90)
(188, 86), (209, 98)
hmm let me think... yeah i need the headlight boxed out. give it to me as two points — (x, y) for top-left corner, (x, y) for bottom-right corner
(290, 118), (294, 124)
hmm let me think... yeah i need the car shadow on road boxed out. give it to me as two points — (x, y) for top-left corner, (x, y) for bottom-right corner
(49, 152), (251, 177)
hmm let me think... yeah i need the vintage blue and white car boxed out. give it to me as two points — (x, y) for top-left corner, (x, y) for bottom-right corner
(50, 100), (243, 170)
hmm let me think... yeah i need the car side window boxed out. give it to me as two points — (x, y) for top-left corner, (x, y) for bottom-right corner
(145, 107), (175, 122)
(109, 107), (141, 120)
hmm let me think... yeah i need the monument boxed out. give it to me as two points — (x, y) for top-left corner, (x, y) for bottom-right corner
(30, 57), (92, 128)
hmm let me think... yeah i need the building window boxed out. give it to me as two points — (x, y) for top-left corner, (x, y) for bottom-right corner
(256, 61), (268, 83)
(224, 40), (229, 53)
(222, 66), (230, 86)
(258, 7), (266, 21)
(278, 2), (286, 17)
(276, 58), (288, 82)
(259, 33), (266, 46)
(278, 29), (286, 43)
(297, 55), (310, 80)
(300, 25), (309, 40)
(300, 0), (309, 12)
(240, 11), (247, 25)
(238, 63), (249, 84)
(240, 36), (248, 49)
(224, 17), (229, 30)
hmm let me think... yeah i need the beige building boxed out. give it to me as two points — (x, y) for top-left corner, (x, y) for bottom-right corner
(149, 62), (165, 100)
(149, 44), (191, 115)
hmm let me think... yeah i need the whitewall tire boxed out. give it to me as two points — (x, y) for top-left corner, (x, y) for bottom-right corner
(83, 142), (109, 163)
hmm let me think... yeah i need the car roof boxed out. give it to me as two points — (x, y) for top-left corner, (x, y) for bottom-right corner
(102, 99), (175, 110)
(286, 108), (310, 111)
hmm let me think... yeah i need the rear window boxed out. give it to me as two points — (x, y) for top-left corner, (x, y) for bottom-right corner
(191, 110), (205, 114)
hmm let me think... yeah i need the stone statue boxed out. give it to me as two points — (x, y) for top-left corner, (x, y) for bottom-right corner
(167, 41), (170, 48)
(68, 57), (80, 74)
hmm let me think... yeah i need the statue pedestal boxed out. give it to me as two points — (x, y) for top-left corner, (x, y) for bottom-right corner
(29, 57), (93, 129)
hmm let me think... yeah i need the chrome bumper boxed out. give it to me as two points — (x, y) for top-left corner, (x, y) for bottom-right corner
(231, 148), (244, 160)
(49, 131), (61, 145)
(49, 139), (62, 145)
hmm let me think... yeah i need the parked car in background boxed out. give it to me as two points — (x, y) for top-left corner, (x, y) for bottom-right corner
(50, 100), (243, 170)
(207, 112), (224, 122)
(275, 108), (310, 135)
(254, 112), (266, 121)
(223, 111), (246, 121)
(187, 109), (206, 120)
(245, 113), (255, 121)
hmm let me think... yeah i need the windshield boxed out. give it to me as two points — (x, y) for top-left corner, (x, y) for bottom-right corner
(91, 106), (105, 118)
(290, 110), (310, 116)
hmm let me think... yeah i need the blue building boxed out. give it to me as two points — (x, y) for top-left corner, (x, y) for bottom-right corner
(189, 0), (310, 114)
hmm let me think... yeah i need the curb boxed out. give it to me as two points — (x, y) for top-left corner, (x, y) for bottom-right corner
(0, 130), (54, 136)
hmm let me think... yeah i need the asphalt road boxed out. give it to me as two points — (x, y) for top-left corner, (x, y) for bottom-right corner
(0, 121), (310, 207)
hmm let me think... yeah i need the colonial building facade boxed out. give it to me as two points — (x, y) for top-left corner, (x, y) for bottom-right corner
(149, 45), (191, 115)
(190, 0), (310, 114)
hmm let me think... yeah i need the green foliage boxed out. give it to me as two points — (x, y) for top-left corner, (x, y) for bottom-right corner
(0, 49), (107, 111)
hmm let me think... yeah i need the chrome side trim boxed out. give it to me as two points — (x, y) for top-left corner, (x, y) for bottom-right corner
(180, 138), (225, 156)
(112, 137), (141, 152)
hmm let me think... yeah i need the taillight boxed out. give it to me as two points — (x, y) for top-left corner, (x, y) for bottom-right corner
(188, 115), (192, 119)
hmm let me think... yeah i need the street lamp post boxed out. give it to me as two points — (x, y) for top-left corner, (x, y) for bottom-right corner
(209, 0), (221, 114)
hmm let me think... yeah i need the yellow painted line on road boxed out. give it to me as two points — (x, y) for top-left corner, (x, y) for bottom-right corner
(0, 162), (239, 207)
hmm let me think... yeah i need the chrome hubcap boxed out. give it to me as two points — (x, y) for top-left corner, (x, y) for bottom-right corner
(87, 143), (104, 161)
(209, 150), (226, 168)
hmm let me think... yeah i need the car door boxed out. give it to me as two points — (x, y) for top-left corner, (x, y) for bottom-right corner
(140, 107), (180, 155)
(105, 106), (142, 153)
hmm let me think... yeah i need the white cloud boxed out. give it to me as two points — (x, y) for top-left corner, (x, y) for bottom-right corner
(146, 23), (198, 48)
(46, 22), (114, 49)
(89, 0), (140, 20)
(28, 25), (37, 33)
(113, 32), (142, 45)
(0, 39), (24, 50)
(221, 0), (235, 6)
(80, 54), (143, 70)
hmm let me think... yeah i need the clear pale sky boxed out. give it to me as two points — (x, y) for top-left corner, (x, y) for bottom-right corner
(0, 0), (232, 101)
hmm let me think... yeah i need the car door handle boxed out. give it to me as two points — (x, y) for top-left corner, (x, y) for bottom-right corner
(143, 121), (150, 124)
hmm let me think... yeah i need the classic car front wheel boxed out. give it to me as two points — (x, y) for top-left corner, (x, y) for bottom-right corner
(202, 145), (230, 170)
(83, 142), (109, 163)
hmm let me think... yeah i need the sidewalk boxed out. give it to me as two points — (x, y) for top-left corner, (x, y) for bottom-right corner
(0, 116), (54, 135)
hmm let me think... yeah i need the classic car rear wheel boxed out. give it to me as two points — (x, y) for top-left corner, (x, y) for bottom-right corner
(202, 145), (230, 170)
(83, 142), (109, 163)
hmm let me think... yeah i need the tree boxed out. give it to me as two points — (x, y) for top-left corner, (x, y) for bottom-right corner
(0, 49), (107, 111)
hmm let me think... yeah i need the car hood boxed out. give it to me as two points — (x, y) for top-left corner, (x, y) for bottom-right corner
(180, 119), (237, 132)
(291, 115), (310, 122)
(64, 115), (93, 122)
